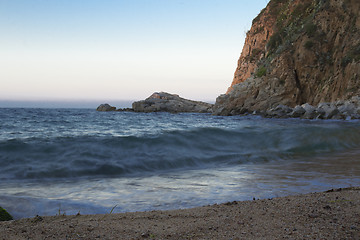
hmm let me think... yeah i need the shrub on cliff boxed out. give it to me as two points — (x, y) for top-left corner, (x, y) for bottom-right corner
(267, 29), (286, 54)
(342, 44), (360, 67)
(304, 22), (318, 38)
(266, 0), (320, 56)
(0, 206), (13, 221)
(304, 41), (314, 50)
(256, 66), (267, 78)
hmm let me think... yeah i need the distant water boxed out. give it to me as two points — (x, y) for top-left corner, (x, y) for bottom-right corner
(0, 100), (134, 109)
(0, 108), (359, 219)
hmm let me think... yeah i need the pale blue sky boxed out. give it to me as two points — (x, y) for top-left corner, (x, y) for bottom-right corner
(0, 0), (268, 105)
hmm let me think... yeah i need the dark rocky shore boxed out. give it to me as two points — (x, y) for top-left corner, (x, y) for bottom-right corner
(220, 96), (360, 120)
(96, 103), (133, 112)
(265, 97), (360, 119)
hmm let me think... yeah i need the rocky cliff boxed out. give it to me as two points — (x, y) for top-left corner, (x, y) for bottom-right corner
(214, 0), (360, 116)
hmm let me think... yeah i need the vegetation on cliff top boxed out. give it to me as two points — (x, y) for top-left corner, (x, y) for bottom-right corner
(263, 0), (359, 58)
(249, 0), (325, 78)
(255, 0), (359, 75)
(342, 43), (360, 67)
(266, 0), (320, 55)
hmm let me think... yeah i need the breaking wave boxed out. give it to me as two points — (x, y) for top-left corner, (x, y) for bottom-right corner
(1, 115), (360, 180)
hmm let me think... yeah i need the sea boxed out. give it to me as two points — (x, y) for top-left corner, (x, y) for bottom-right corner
(0, 108), (359, 219)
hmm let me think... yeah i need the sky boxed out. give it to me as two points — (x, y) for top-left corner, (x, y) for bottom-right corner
(0, 0), (268, 107)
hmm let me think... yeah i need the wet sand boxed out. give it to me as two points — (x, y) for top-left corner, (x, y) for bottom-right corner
(0, 187), (359, 240)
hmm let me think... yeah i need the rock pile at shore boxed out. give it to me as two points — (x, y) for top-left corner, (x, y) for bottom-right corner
(264, 96), (360, 119)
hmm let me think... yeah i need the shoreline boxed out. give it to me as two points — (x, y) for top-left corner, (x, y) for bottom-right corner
(1, 187), (359, 239)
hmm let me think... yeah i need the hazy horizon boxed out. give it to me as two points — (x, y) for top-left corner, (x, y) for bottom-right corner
(0, 99), (134, 109)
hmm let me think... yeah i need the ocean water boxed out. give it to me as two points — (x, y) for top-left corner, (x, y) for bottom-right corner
(0, 108), (359, 219)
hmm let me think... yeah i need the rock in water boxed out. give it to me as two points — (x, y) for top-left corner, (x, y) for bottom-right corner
(96, 104), (116, 112)
(132, 92), (214, 113)
(0, 207), (13, 221)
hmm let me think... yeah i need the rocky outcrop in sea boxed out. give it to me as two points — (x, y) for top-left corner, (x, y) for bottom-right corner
(96, 104), (116, 112)
(132, 92), (214, 113)
(97, 92), (213, 113)
(96, 103), (134, 112)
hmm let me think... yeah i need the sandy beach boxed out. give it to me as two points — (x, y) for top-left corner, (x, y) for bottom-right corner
(0, 187), (359, 240)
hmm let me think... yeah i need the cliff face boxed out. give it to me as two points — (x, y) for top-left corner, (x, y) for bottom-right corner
(215, 0), (360, 115)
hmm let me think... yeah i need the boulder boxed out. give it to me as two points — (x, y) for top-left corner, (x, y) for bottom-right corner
(317, 103), (339, 119)
(96, 104), (116, 112)
(290, 105), (306, 118)
(132, 92), (214, 113)
(0, 206), (13, 221)
(338, 102), (356, 116)
(301, 103), (319, 119)
(350, 96), (360, 107)
(266, 104), (292, 118)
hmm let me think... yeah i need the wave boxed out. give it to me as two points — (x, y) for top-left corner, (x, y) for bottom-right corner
(1, 123), (360, 180)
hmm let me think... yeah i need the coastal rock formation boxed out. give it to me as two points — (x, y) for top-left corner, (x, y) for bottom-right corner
(96, 104), (116, 112)
(264, 96), (360, 119)
(116, 108), (134, 112)
(215, 0), (360, 116)
(132, 92), (213, 113)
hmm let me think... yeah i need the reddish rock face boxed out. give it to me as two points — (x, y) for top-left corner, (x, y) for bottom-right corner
(217, 0), (360, 115)
(227, 2), (277, 93)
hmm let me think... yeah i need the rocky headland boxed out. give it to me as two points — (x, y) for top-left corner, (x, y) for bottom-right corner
(214, 0), (360, 118)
